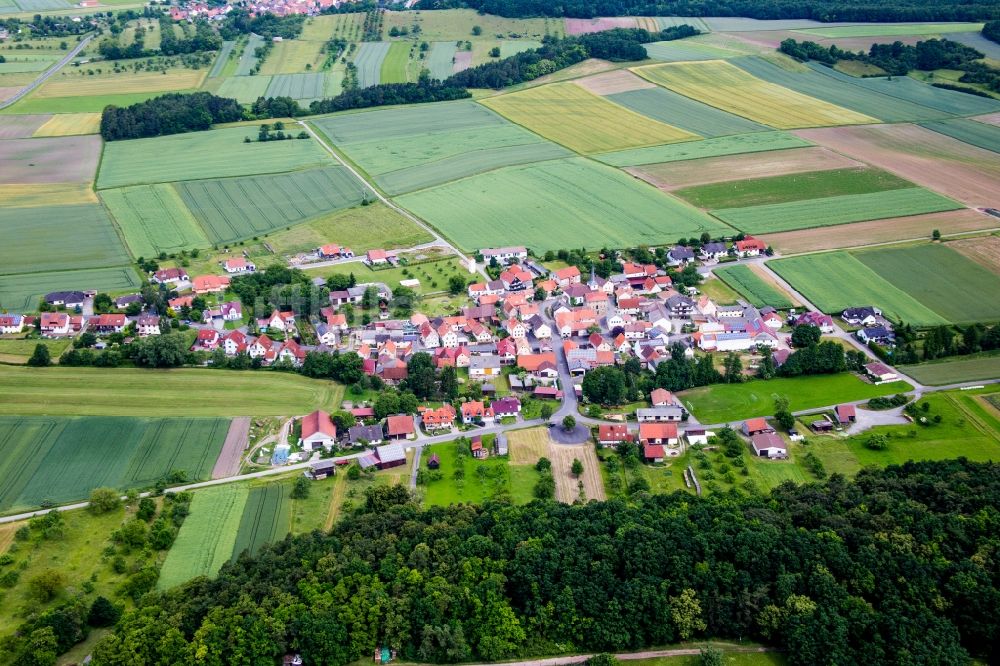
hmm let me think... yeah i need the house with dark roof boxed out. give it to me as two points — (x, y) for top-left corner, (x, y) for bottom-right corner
(348, 424), (384, 446)
(842, 307), (881, 326)
(857, 325), (895, 345)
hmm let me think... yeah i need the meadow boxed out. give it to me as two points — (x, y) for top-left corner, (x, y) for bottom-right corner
(597, 131), (812, 167)
(0, 366), (344, 417)
(900, 354), (1000, 385)
(231, 481), (291, 559)
(421, 439), (517, 506)
(712, 187), (961, 234)
(633, 60), (875, 128)
(713, 265), (794, 308)
(101, 184), (209, 257)
(157, 484), (248, 589)
(97, 126), (332, 188)
(396, 157), (728, 252)
(607, 86), (769, 138)
(208, 40), (236, 77)
(0, 336), (70, 364)
(5, 91), (169, 114)
(480, 82), (697, 153)
(794, 22), (984, 38)
(234, 35), (265, 76)
(311, 257), (468, 296)
(0, 266), (141, 311)
(919, 118), (1000, 153)
(32, 69), (204, 99)
(381, 41), (411, 84)
(354, 41), (390, 88)
(176, 166), (370, 245)
(643, 39), (741, 61)
(855, 244), (1000, 324)
(0, 203), (131, 274)
(679, 374), (912, 424)
(770, 252), (949, 326)
(384, 9), (561, 42)
(31, 112), (101, 136)
(0, 416), (229, 512)
(259, 39), (325, 76)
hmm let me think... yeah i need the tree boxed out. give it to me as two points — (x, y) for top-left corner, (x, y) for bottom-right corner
(439, 365), (459, 400)
(448, 275), (466, 295)
(670, 588), (706, 641)
(131, 333), (188, 368)
(471, 25), (482, 35)
(404, 352), (437, 400)
(866, 433), (889, 450)
(137, 497), (156, 521)
(586, 655), (618, 666)
(27, 343), (51, 367)
(775, 409), (795, 431)
(533, 287), (547, 301)
(291, 476), (310, 499)
(28, 569), (65, 602)
(571, 458), (583, 477)
(89, 487), (122, 514)
(699, 647), (724, 666)
(562, 415), (576, 431)
(540, 403), (554, 420)
(22, 627), (58, 666)
(581, 366), (627, 405)
(723, 353), (743, 383)
(535, 457), (551, 472)
(932, 228), (942, 240)
(489, 46), (501, 57)
(88, 596), (122, 627)
(791, 324), (822, 348)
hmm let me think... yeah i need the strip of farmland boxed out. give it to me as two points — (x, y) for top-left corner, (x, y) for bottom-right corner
(714, 265), (795, 308)
(596, 131), (812, 167)
(101, 184), (210, 257)
(234, 34), (265, 76)
(231, 482), (291, 560)
(606, 86), (769, 137)
(354, 41), (391, 88)
(0, 266), (141, 311)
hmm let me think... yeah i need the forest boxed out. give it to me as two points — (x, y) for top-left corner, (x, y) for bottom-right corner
(99, 92), (244, 140)
(79, 460), (998, 665)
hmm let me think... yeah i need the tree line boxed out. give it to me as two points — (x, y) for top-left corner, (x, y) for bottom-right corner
(99, 91), (243, 140)
(85, 459), (998, 664)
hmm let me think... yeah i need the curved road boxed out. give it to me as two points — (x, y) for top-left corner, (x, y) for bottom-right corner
(0, 35), (93, 110)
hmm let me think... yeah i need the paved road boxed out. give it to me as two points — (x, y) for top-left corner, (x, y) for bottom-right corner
(0, 36), (93, 110)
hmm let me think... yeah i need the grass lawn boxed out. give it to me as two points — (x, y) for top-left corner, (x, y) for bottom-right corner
(697, 275), (742, 305)
(421, 438), (511, 506)
(900, 353), (1000, 385)
(626, 646), (786, 666)
(0, 336), (70, 364)
(0, 366), (344, 417)
(306, 257), (468, 296)
(679, 373), (913, 424)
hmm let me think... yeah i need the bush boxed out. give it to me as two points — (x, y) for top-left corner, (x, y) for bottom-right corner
(290, 476), (311, 499)
(866, 433), (889, 450)
(27, 569), (65, 602)
(89, 487), (122, 514)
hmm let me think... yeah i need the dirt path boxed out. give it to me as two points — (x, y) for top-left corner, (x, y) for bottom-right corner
(323, 474), (348, 531)
(548, 442), (605, 503)
(212, 417), (251, 479)
(461, 644), (776, 666)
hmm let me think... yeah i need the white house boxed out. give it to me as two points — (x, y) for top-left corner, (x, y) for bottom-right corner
(300, 410), (337, 451)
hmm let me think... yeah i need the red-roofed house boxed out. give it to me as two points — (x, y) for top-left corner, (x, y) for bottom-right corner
(222, 257), (256, 274)
(461, 401), (495, 425)
(598, 424), (631, 446)
(650, 388), (674, 406)
(500, 266), (533, 291)
(743, 418), (774, 436)
(152, 267), (189, 284)
(385, 414), (416, 440)
(192, 275), (230, 294)
(90, 313), (126, 334)
(421, 404), (456, 430)
(194, 328), (220, 350)
(553, 265), (581, 287)
(300, 410), (336, 451)
(639, 422), (678, 446)
(735, 236), (767, 257)
(365, 249), (389, 266)
(40, 312), (70, 336)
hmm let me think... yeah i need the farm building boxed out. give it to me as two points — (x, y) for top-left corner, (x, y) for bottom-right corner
(811, 419), (834, 433)
(481, 246), (528, 265)
(375, 443), (406, 469)
(639, 422), (678, 446)
(470, 436), (486, 459)
(865, 362), (899, 383)
(427, 454), (440, 469)
(750, 432), (787, 459)
(495, 434), (508, 456)
(650, 388), (675, 406)
(308, 459), (336, 480)
(385, 414), (416, 440)
(300, 410), (336, 451)
(643, 443), (666, 463)
(223, 257), (256, 274)
(835, 404), (857, 424)
(636, 406), (685, 422)
(685, 428), (712, 446)
(598, 424), (631, 446)
(743, 418), (774, 436)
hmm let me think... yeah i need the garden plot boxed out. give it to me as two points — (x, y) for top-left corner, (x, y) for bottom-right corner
(101, 184), (210, 257)
(597, 131), (812, 167)
(0, 134), (100, 183)
(606, 86), (769, 138)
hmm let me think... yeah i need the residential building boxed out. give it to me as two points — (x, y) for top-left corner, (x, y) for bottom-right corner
(0, 314), (24, 334)
(553, 265), (582, 287)
(734, 236), (767, 257)
(598, 424), (631, 446)
(857, 326), (895, 345)
(90, 313), (126, 334)
(636, 406), (685, 422)
(385, 414), (416, 440)
(481, 246), (527, 265)
(469, 354), (502, 379)
(136, 315), (160, 337)
(151, 268), (189, 284)
(222, 257), (256, 274)
(44, 291), (86, 308)
(365, 249), (389, 266)
(491, 396), (521, 418)
(40, 312), (70, 336)
(348, 424), (384, 446)
(192, 275), (230, 294)
(700, 242), (728, 260)
(865, 362), (898, 383)
(421, 404), (456, 430)
(650, 388), (674, 406)
(461, 401), (495, 425)
(842, 307), (881, 327)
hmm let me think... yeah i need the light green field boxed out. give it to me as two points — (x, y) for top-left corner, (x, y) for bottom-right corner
(380, 41), (410, 83)
(770, 252), (949, 326)
(101, 184), (209, 258)
(259, 38), (325, 75)
(397, 157), (729, 252)
(596, 131), (813, 167)
(0, 203), (131, 275)
(217, 75), (272, 103)
(2, 91), (170, 114)
(679, 374), (912, 424)
(354, 41), (390, 88)
(314, 99), (505, 144)
(643, 39), (739, 61)
(795, 22), (984, 38)
(158, 484), (248, 589)
(426, 41), (458, 80)
(0, 54), (58, 73)
(234, 34), (265, 76)
(0, 416), (229, 512)
(97, 126), (332, 189)
(900, 354), (1000, 385)
(176, 166), (371, 245)
(0, 366), (344, 417)
(481, 82), (697, 153)
(0, 266), (141, 311)
(712, 188), (962, 234)
(231, 481), (291, 559)
(384, 9), (562, 42)
(421, 439), (514, 507)
(920, 118), (1000, 153)
(309, 258), (468, 296)
(499, 39), (541, 57)
(208, 40), (236, 78)
(855, 244), (1000, 324)
(714, 265), (794, 309)
(265, 72), (326, 99)
(0, 337), (70, 365)
(607, 86), (769, 138)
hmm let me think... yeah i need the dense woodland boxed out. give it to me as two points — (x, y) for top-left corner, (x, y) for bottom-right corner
(99, 92), (243, 140)
(79, 460), (999, 664)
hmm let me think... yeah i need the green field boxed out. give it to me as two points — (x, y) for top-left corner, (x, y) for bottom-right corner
(426, 41), (458, 80)
(309, 257), (467, 296)
(354, 41), (390, 87)
(920, 118), (1000, 153)
(714, 265), (794, 308)
(607, 86), (769, 138)
(677, 167), (912, 209)
(265, 72), (326, 99)
(176, 167), (371, 245)
(643, 40), (740, 61)
(234, 34), (265, 76)
(4, 91), (185, 114)
(712, 188), (961, 234)
(0, 336), (71, 364)
(97, 126), (332, 189)
(216, 75), (272, 103)
(679, 374), (912, 423)
(0, 266), (141, 311)
(0, 366), (344, 416)
(596, 131), (813, 167)
(208, 40), (236, 77)
(855, 244), (1000, 324)
(381, 41), (410, 83)
(0, 416), (229, 512)
(770, 252), (949, 326)
(0, 203), (131, 274)
(795, 22), (984, 38)
(101, 184), (210, 257)
(900, 354), (1000, 385)
(158, 484), (248, 589)
(314, 100), (503, 144)
(422, 439), (515, 506)
(396, 157), (729, 252)
(231, 481), (291, 559)
(839, 72), (1000, 117)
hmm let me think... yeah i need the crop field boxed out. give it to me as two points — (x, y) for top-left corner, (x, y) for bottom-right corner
(794, 22), (983, 38)
(31, 112), (101, 136)
(606, 86), (769, 138)
(597, 131), (813, 167)
(158, 484), (248, 589)
(33, 69), (204, 98)
(0, 266), (140, 311)
(259, 39), (325, 75)
(0, 114), (49, 139)
(380, 41), (411, 84)
(0, 366), (344, 417)
(4, 91), (168, 114)
(97, 126), (332, 188)
(234, 35), (265, 76)
(0, 135), (100, 183)
(506, 427), (549, 464)
(0, 54), (58, 73)
(901, 355), (1000, 385)
(0, 416), (229, 512)
(855, 244), (1000, 324)
(949, 235), (1000, 275)
(232, 482), (291, 559)
(0, 203), (131, 274)
(630, 147), (861, 190)
(265, 72), (325, 99)
(208, 40), (236, 77)
(633, 60), (876, 129)
(840, 73), (1000, 117)
(354, 41), (390, 88)
(384, 9), (561, 42)
(481, 82), (697, 153)
(643, 39), (741, 61)
(770, 252), (948, 325)
(426, 42), (458, 80)
(679, 374), (912, 424)
(760, 209), (998, 255)
(315, 100), (503, 144)
(397, 157), (728, 253)
(920, 118), (1000, 153)
(575, 69), (655, 95)
(177, 167), (370, 244)
(216, 75), (272, 103)
(565, 17), (637, 34)
(101, 184), (210, 257)
(797, 125), (1000, 209)
(0, 183), (96, 207)
(712, 187), (961, 234)
(714, 265), (795, 308)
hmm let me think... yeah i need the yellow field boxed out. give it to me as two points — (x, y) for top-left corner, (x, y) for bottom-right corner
(480, 82), (697, 153)
(259, 39), (327, 75)
(632, 60), (876, 129)
(506, 427), (550, 464)
(0, 183), (97, 206)
(35, 70), (205, 98)
(32, 112), (102, 136)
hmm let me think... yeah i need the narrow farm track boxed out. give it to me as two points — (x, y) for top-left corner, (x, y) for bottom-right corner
(323, 473), (347, 530)
(0, 35), (94, 110)
(461, 645), (778, 666)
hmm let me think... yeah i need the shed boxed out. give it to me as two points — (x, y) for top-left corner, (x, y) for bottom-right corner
(427, 453), (441, 469)
(309, 459), (337, 480)
(495, 434), (508, 456)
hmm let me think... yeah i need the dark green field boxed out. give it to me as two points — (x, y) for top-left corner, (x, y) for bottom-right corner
(231, 482), (291, 559)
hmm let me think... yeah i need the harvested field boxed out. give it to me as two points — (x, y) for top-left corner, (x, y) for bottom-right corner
(607, 86), (769, 137)
(713, 188), (962, 235)
(354, 41), (390, 88)
(265, 72), (325, 99)
(177, 167), (370, 245)
(548, 442), (604, 503)
(976, 112), (1000, 127)
(232, 482), (290, 559)
(565, 17), (637, 34)
(34, 69), (204, 98)
(761, 209), (998, 255)
(0, 266), (140, 311)
(212, 417), (250, 479)
(632, 60), (876, 129)
(216, 75), (272, 103)
(573, 69), (655, 95)
(714, 264), (796, 308)
(481, 82), (697, 153)
(506, 427), (549, 464)
(630, 146), (860, 190)
(948, 235), (1000, 275)
(32, 112), (101, 136)
(920, 118), (1000, 153)
(597, 131), (812, 167)
(453, 50), (472, 72)
(101, 184), (209, 257)
(0, 135), (100, 184)
(770, 252), (948, 325)
(797, 124), (1000, 208)
(0, 183), (96, 206)
(426, 42), (457, 80)
(0, 114), (50, 138)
